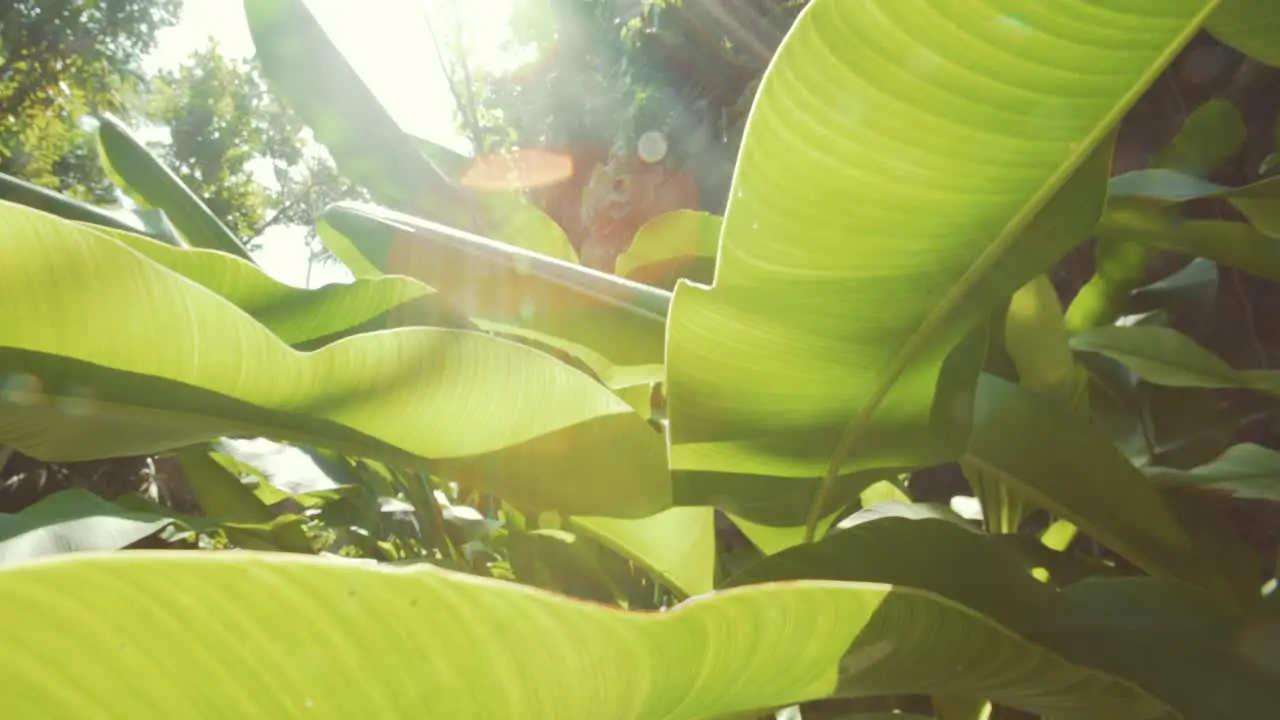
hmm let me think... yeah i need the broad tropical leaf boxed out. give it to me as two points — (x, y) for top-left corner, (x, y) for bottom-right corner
(615, 210), (720, 289)
(0, 550), (1172, 718)
(729, 506), (1280, 718)
(1146, 443), (1280, 500)
(0, 201), (669, 518)
(0, 489), (174, 563)
(242, 0), (477, 227)
(96, 114), (255, 261)
(1207, 0), (1280, 67)
(320, 202), (670, 386)
(1071, 324), (1280, 396)
(964, 374), (1224, 596)
(665, 0), (1212, 497)
(97, 225), (465, 346)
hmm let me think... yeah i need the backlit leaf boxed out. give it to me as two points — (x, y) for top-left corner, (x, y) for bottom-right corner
(0, 200), (669, 518)
(0, 550), (1174, 718)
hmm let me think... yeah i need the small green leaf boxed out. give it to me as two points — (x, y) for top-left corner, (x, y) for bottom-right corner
(964, 374), (1220, 596)
(1040, 519), (1079, 553)
(1151, 98), (1247, 177)
(0, 489), (174, 563)
(1005, 275), (1087, 409)
(1146, 443), (1280, 500)
(615, 210), (720, 288)
(859, 479), (912, 509)
(479, 192), (580, 263)
(97, 225), (461, 346)
(1128, 258), (1219, 328)
(96, 114), (254, 262)
(726, 510), (842, 556)
(1071, 324), (1280, 396)
(176, 447), (275, 524)
(1207, 0), (1280, 67)
(1109, 168), (1233, 202)
(1096, 201), (1280, 281)
(570, 507), (716, 598)
(1108, 169), (1280, 237)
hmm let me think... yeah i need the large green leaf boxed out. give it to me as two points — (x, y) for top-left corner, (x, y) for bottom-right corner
(0, 200), (669, 518)
(1071, 324), (1280, 396)
(963, 374), (1222, 596)
(96, 114), (255, 262)
(319, 202), (669, 386)
(1207, 0), (1280, 67)
(665, 0), (1213, 508)
(243, 0), (476, 228)
(97, 225), (466, 346)
(0, 489), (174, 563)
(729, 506), (1280, 718)
(1146, 443), (1280, 500)
(0, 550), (1173, 718)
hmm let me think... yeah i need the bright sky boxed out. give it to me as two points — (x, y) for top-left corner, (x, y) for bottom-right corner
(144, 0), (518, 286)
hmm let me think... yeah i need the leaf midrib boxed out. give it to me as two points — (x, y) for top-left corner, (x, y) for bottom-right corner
(814, 4), (1221, 521)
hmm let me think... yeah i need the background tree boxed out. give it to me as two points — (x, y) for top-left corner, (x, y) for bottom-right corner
(0, 0), (182, 202)
(455, 0), (806, 264)
(137, 39), (364, 246)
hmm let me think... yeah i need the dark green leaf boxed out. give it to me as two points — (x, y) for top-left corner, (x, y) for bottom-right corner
(96, 114), (254, 261)
(729, 507), (1280, 718)
(1147, 443), (1280, 500)
(0, 489), (173, 563)
(964, 374), (1226, 597)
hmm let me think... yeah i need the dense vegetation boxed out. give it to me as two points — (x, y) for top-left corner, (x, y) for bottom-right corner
(2, 0), (1280, 717)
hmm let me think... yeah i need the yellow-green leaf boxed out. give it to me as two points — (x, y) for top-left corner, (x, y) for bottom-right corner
(96, 114), (253, 261)
(1207, 0), (1280, 67)
(0, 550), (1174, 718)
(0, 200), (669, 518)
(666, 0), (1211, 494)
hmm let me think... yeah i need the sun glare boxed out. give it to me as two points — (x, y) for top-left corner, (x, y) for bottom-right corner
(149, 0), (522, 157)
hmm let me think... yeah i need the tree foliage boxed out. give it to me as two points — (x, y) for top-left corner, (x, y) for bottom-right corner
(139, 40), (363, 244)
(0, 0), (182, 201)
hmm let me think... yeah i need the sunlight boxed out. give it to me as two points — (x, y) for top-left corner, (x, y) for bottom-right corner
(144, 0), (524, 288)
(147, 0), (522, 156)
